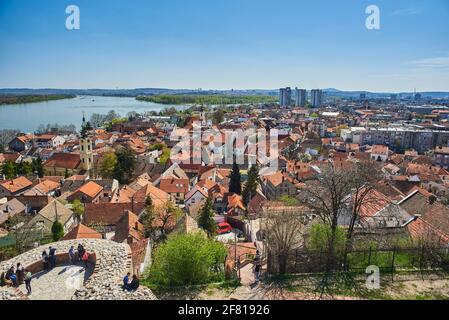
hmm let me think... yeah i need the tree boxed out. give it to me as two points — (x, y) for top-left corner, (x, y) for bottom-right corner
(242, 164), (259, 205)
(148, 233), (227, 287)
(198, 197), (217, 237)
(31, 157), (44, 178)
(1, 161), (16, 179)
(72, 200), (84, 220)
(113, 146), (136, 184)
(213, 109), (225, 124)
(261, 206), (307, 274)
(299, 161), (382, 295)
(229, 162), (242, 195)
(140, 196), (155, 238)
(100, 152), (117, 179)
(0, 129), (20, 152)
(51, 221), (64, 241)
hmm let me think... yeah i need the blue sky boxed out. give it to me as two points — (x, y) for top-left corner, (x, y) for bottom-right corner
(0, 0), (448, 91)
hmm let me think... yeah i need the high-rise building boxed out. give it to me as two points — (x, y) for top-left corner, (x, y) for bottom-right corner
(279, 87), (292, 107)
(295, 87), (307, 107)
(311, 89), (323, 108)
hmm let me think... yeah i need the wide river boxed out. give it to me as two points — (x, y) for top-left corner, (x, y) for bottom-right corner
(0, 95), (182, 133)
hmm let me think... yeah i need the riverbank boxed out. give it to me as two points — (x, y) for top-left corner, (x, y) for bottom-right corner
(0, 94), (76, 105)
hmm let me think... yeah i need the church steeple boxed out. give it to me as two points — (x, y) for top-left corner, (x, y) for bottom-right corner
(79, 113), (93, 172)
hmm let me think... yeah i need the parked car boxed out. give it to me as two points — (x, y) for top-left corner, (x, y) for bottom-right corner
(217, 222), (232, 234)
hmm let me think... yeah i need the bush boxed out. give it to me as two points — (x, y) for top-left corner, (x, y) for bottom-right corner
(309, 223), (347, 255)
(51, 221), (64, 242)
(147, 233), (227, 287)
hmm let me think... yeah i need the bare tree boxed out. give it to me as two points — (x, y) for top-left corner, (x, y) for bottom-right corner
(261, 206), (308, 274)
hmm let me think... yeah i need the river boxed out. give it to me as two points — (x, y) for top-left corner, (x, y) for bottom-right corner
(0, 95), (182, 133)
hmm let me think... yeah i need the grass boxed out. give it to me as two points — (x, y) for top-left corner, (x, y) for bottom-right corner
(141, 279), (241, 299)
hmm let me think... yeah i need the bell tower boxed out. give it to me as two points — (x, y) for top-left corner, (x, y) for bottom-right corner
(80, 113), (93, 172)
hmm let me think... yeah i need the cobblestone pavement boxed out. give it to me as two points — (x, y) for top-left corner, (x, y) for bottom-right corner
(18, 264), (93, 300)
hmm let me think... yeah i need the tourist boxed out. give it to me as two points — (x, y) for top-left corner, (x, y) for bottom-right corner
(255, 250), (261, 263)
(69, 246), (76, 264)
(77, 244), (85, 262)
(48, 246), (57, 269)
(122, 272), (130, 290)
(0, 272), (7, 287)
(16, 263), (24, 285)
(82, 250), (89, 269)
(42, 250), (49, 270)
(6, 266), (17, 286)
(24, 269), (32, 295)
(254, 262), (261, 283)
(128, 275), (140, 291)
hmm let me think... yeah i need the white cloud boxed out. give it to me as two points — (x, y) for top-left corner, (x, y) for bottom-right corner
(408, 57), (449, 69)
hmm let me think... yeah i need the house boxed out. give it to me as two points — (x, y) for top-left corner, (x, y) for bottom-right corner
(23, 179), (60, 197)
(262, 171), (296, 200)
(67, 181), (104, 204)
(0, 176), (33, 198)
(184, 185), (209, 210)
(83, 202), (145, 238)
(433, 146), (449, 169)
(0, 198), (26, 226)
(114, 210), (144, 244)
(34, 134), (65, 149)
(62, 223), (103, 240)
(226, 193), (245, 216)
(132, 183), (170, 208)
(159, 178), (189, 205)
(44, 153), (82, 176)
(370, 145), (389, 162)
(27, 199), (76, 234)
(8, 134), (34, 152)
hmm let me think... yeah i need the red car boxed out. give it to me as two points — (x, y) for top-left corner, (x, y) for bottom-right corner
(217, 222), (232, 235)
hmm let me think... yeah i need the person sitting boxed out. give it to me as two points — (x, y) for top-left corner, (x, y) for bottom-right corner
(128, 275), (140, 291)
(0, 272), (12, 287)
(6, 266), (17, 286)
(122, 272), (130, 290)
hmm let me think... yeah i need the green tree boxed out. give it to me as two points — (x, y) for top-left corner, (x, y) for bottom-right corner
(198, 197), (217, 237)
(51, 220), (64, 241)
(242, 164), (259, 205)
(229, 162), (242, 195)
(148, 233), (227, 287)
(100, 152), (117, 179)
(72, 200), (84, 220)
(309, 223), (347, 257)
(140, 196), (155, 238)
(31, 157), (44, 178)
(113, 146), (136, 184)
(1, 161), (16, 179)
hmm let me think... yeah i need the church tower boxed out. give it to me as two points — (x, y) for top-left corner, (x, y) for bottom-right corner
(80, 113), (93, 172)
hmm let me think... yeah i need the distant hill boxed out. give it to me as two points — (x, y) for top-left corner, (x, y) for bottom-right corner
(0, 88), (448, 99)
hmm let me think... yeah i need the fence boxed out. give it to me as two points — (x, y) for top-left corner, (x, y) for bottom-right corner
(267, 246), (449, 280)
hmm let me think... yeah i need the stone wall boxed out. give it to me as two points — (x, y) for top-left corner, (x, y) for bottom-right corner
(0, 239), (157, 300)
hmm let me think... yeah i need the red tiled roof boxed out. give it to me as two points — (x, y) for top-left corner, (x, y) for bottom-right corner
(159, 178), (189, 193)
(63, 223), (102, 240)
(0, 176), (33, 193)
(44, 153), (81, 169)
